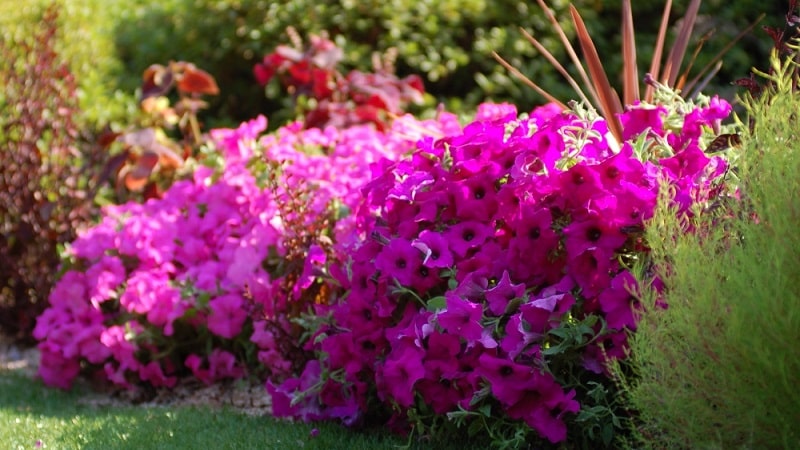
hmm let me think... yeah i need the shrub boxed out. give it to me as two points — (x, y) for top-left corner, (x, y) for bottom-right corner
(0, 0), (140, 129)
(1, 0), (783, 131)
(0, 4), (102, 343)
(617, 47), (800, 449)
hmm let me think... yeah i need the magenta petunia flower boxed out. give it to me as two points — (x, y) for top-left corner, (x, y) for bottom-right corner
(375, 237), (423, 286)
(563, 216), (628, 259)
(660, 144), (712, 181)
(450, 173), (499, 221)
(595, 143), (646, 190)
(207, 294), (247, 339)
(412, 230), (454, 269)
(567, 249), (616, 299)
(138, 361), (177, 388)
(37, 342), (80, 390)
(476, 352), (538, 406)
(84, 255), (126, 307)
(207, 349), (245, 380)
(598, 271), (640, 330)
(436, 293), (484, 343)
(445, 221), (493, 258)
(619, 103), (666, 140)
(485, 270), (526, 316)
(559, 162), (606, 209)
(379, 344), (426, 407)
(505, 374), (580, 444)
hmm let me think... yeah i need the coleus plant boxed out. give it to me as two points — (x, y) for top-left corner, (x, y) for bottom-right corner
(254, 28), (425, 130)
(103, 61), (220, 201)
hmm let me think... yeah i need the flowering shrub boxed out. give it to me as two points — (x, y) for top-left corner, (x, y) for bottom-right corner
(33, 111), (458, 391)
(268, 95), (737, 447)
(254, 30), (425, 131)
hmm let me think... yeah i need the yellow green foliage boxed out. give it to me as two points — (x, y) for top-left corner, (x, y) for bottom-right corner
(618, 48), (800, 449)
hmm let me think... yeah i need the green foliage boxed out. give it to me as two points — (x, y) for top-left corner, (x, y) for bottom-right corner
(0, 0), (139, 128)
(586, 0), (784, 100)
(0, 0), (784, 131)
(100, 0), (787, 126)
(109, 0), (581, 126)
(617, 49), (800, 449)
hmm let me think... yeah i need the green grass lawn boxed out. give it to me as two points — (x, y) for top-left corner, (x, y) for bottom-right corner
(0, 370), (421, 450)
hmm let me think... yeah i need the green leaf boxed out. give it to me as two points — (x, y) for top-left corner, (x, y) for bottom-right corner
(426, 296), (446, 311)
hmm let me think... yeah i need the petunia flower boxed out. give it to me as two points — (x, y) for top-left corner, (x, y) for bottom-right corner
(378, 344), (426, 407)
(445, 221), (493, 258)
(375, 237), (423, 286)
(598, 271), (640, 330)
(436, 292), (484, 343)
(207, 294), (247, 339)
(485, 270), (526, 316)
(412, 230), (454, 269)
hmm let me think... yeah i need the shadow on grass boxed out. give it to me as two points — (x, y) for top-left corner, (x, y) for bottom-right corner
(0, 369), (491, 449)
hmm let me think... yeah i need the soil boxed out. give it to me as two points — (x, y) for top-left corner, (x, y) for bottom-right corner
(0, 334), (272, 416)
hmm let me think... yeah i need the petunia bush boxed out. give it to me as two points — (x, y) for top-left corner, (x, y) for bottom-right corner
(32, 110), (460, 391)
(267, 93), (739, 448)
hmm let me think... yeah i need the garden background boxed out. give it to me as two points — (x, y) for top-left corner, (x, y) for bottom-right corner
(1, 0), (798, 449)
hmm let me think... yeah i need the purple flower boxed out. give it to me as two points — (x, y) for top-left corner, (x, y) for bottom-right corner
(450, 173), (499, 221)
(37, 342), (80, 390)
(375, 237), (423, 286)
(619, 103), (666, 140)
(445, 221), (492, 258)
(378, 344), (426, 407)
(485, 270), (526, 316)
(436, 293), (484, 343)
(476, 352), (538, 405)
(139, 361), (177, 388)
(207, 294), (247, 339)
(505, 373), (580, 444)
(563, 216), (628, 259)
(598, 271), (640, 330)
(84, 256), (126, 306)
(413, 230), (454, 269)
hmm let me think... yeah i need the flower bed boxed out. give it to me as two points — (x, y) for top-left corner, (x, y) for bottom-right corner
(268, 97), (735, 446)
(33, 82), (739, 449)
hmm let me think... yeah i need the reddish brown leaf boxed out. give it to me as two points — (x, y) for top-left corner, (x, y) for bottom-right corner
(137, 151), (160, 170)
(663, 0), (701, 87)
(177, 66), (219, 96)
(122, 151), (159, 191)
(676, 29), (714, 92)
(96, 129), (122, 149)
(153, 143), (183, 170)
(519, 27), (593, 107)
(143, 182), (162, 201)
(621, 0), (639, 105)
(683, 14), (764, 95)
(645, 0), (673, 102)
(492, 51), (567, 110)
(141, 64), (173, 99)
(570, 5), (623, 143)
(536, 0), (599, 107)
